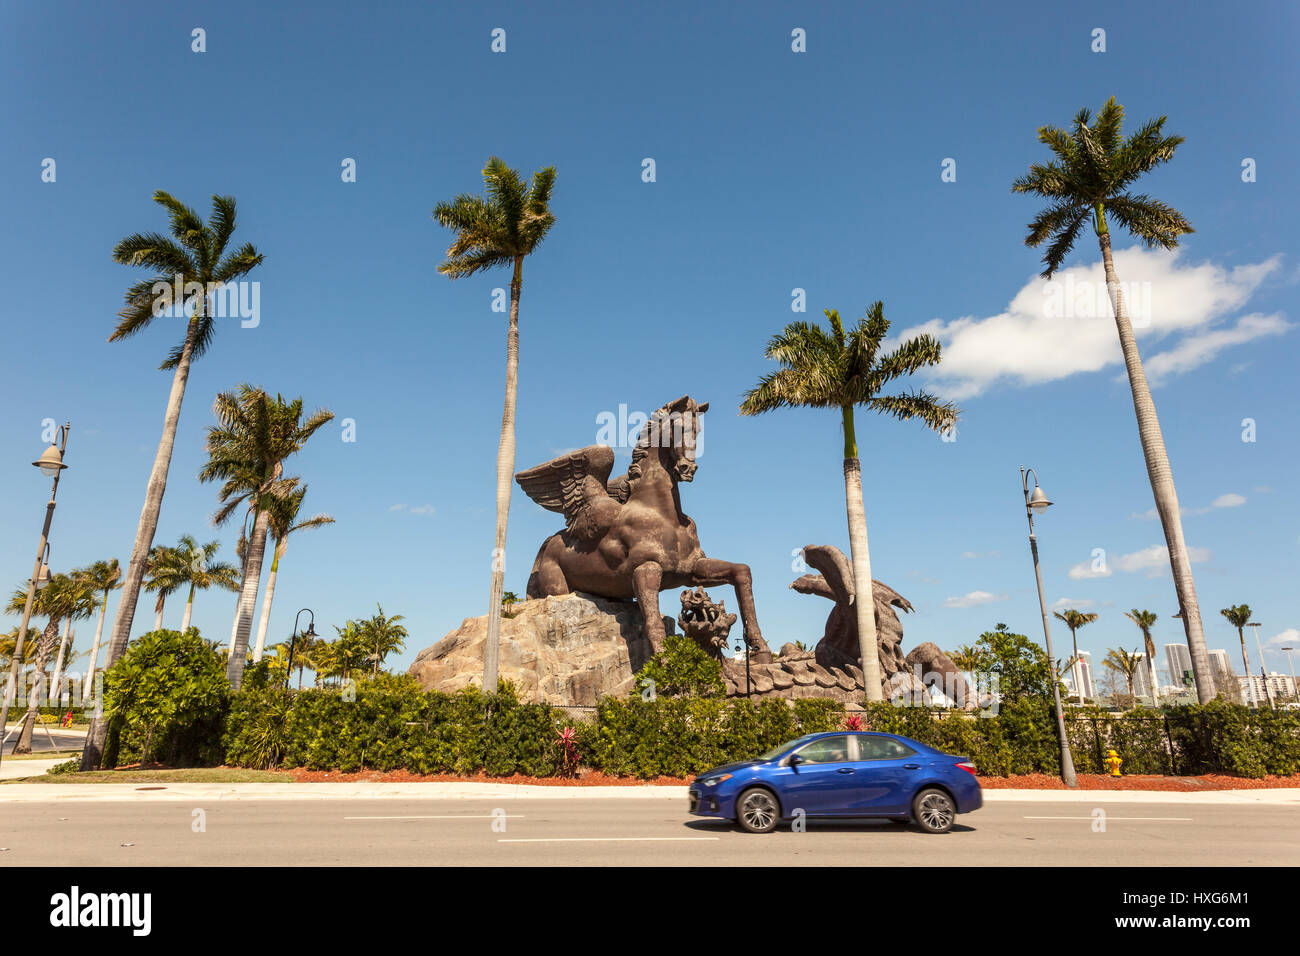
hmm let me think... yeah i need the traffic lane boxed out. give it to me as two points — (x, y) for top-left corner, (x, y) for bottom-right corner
(0, 798), (1295, 866)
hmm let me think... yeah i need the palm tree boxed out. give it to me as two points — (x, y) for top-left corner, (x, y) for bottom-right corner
(1124, 609), (1161, 703)
(290, 629), (325, 689)
(48, 576), (96, 710)
(166, 535), (241, 633)
(252, 482), (334, 663)
(360, 604), (408, 676)
(1053, 609), (1099, 702)
(95, 192), (263, 699)
(6, 574), (82, 753)
(740, 304), (957, 701)
(1103, 647), (1144, 704)
(1012, 98), (1214, 703)
(949, 644), (986, 674)
(1220, 605), (1256, 706)
(434, 157), (557, 695)
(143, 545), (184, 631)
(502, 590), (520, 618)
(72, 559), (121, 703)
(199, 385), (334, 690)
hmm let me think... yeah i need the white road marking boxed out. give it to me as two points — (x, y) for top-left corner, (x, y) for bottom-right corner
(498, 836), (721, 843)
(1023, 815), (1192, 821)
(344, 814), (524, 820)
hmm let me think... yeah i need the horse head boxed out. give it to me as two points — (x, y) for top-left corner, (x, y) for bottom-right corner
(629, 395), (709, 483)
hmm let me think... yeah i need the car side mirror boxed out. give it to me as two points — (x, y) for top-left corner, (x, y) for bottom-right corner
(787, 754), (803, 768)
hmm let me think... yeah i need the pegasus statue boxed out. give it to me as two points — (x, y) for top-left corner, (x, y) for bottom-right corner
(516, 395), (771, 660)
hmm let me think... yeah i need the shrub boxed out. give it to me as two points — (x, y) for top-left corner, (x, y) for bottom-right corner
(634, 634), (725, 699)
(101, 629), (230, 768)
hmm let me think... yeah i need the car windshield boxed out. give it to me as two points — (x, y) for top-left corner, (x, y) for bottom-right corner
(758, 734), (819, 761)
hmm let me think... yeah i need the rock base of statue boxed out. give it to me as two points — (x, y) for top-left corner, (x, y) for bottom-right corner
(408, 593), (672, 706)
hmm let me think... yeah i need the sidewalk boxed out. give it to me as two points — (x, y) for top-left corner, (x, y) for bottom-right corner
(0, 781), (1296, 804)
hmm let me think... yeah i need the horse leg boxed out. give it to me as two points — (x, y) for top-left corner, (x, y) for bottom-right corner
(632, 561), (667, 653)
(690, 558), (770, 661)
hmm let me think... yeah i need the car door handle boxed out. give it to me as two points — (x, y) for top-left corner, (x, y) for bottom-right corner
(836, 768), (855, 774)
(903, 764), (922, 770)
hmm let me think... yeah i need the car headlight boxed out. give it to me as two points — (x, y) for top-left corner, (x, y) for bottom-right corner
(703, 774), (732, 788)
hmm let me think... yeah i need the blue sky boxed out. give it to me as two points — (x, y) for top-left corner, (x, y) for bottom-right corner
(2, 0), (1296, 685)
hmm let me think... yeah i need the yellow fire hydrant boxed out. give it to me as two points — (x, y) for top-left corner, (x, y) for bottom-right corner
(1104, 749), (1123, 777)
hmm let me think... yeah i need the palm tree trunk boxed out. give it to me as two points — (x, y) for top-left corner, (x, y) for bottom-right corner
(154, 594), (165, 632)
(1069, 629), (1081, 701)
(252, 545), (282, 663)
(483, 256), (523, 695)
(841, 406), (883, 702)
(1098, 230), (1215, 703)
(50, 620), (72, 709)
(13, 621), (59, 755)
(181, 582), (195, 633)
(228, 504), (273, 690)
(83, 312), (203, 769)
(82, 591), (109, 704)
(1144, 633), (1161, 703)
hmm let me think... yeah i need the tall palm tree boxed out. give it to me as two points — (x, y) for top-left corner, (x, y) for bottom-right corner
(1103, 647), (1144, 704)
(1124, 609), (1161, 703)
(84, 193), (262, 771)
(360, 604), (408, 676)
(1220, 605), (1256, 706)
(6, 574), (80, 753)
(72, 559), (121, 703)
(740, 304), (957, 701)
(1053, 609), (1099, 701)
(434, 157), (557, 695)
(1012, 98), (1213, 703)
(143, 544), (184, 631)
(949, 645), (987, 674)
(252, 482), (334, 663)
(199, 385), (334, 689)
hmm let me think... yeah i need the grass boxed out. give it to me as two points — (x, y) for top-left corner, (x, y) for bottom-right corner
(1, 766), (295, 784)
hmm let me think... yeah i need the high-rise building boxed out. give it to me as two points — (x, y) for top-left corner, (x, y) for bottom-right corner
(1208, 649), (1234, 677)
(1165, 643), (1194, 689)
(1068, 651), (1095, 700)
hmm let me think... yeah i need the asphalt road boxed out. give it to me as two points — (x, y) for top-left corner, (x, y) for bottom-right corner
(1, 796), (1295, 865)
(2, 724), (86, 754)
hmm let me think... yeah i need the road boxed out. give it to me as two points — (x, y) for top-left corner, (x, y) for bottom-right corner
(1, 796), (1295, 865)
(2, 724), (86, 754)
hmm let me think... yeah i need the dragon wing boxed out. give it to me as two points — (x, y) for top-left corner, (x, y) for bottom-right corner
(515, 445), (617, 540)
(800, 544), (856, 605)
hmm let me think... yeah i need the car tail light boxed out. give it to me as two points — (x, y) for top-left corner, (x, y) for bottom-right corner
(955, 761), (978, 775)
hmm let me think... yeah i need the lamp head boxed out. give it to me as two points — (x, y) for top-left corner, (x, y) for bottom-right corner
(1027, 485), (1052, 513)
(33, 444), (66, 477)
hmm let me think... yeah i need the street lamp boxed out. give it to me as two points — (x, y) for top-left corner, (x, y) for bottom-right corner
(0, 423), (70, 765)
(1247, 622), (1275, 709)
(1020, 466), (1077, 788)
(1280, 647), (1297, 706)
(286, 609), (316, 690)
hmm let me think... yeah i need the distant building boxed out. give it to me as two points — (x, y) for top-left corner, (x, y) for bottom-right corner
(1065, 651), (1095, 699)
(1239, 672), (1296, 704)
(1164, 643), (1194, 689)
(1208, 649), (1234, 677)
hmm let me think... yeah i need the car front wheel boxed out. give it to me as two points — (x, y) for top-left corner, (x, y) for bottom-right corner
(735, 787), (780, 834)
(912, 788), (956, 834)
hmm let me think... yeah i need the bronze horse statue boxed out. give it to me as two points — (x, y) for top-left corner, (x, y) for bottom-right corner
(517, 395), (771, 660)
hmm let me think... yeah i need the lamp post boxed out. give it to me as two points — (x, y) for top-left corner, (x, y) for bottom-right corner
(0, 423), (70, 765)
(1246, 622), (1275, 709)
(733, 641), (751, 698)
(1020, 466), (1077, 788)
(286, 608), (316, 690)
(1280, 647), (1297, 706)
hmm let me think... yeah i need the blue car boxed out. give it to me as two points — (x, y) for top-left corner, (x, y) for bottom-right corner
(688, 731), (982, 833)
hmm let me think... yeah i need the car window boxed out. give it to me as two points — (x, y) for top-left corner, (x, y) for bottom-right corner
(793, 735), (852, 764)
(855, 736), (918, 761)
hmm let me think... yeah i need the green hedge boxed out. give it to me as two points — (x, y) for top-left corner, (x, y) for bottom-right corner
(218, 677), (1300, 780)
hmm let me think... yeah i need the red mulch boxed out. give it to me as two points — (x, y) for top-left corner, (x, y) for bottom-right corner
(284, 768), (1300, 790)
(977, 773), (1300, 791)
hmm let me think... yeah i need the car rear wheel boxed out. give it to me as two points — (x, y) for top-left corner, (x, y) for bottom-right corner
(912, 788), (956, 834)
(736, 787), (780, 834)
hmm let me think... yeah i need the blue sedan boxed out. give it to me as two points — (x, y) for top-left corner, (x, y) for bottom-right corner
(688, 731), (982, 833)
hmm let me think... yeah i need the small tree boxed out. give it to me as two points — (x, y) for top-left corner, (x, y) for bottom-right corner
(974, 624), (1055, 704)
(635, 634), (725, 699)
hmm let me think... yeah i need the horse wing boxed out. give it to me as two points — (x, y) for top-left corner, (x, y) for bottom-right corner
(515, 445), (617, 539)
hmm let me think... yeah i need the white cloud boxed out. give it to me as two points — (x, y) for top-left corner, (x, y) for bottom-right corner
(891, 248), (1285, 400)
(409, 504), (436, 516)
(1070, 545), (1212, 579)
(960, 550), (1000, 559)
(1267, 628), (1299, 649)
(1052, 597), (1096, 610)
(389, 504), (407, 512)
(943, 590), (1009, 608)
